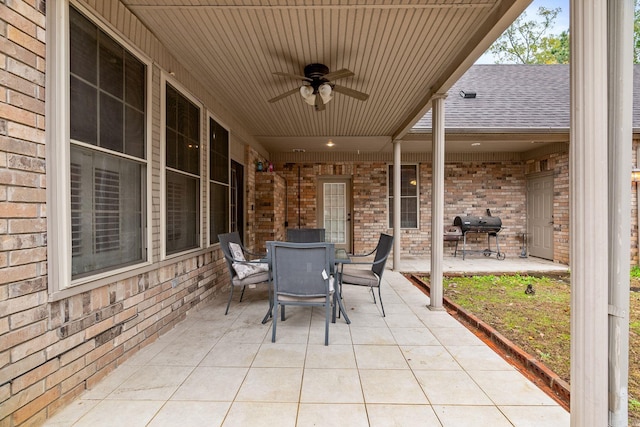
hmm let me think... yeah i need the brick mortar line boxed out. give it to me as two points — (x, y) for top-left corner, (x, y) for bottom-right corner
(408, 273), (571, 411)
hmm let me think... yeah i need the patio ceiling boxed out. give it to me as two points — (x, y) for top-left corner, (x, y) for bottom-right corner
(122, 0), (531, 153)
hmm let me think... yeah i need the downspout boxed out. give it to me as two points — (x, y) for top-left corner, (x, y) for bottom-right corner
(607, 0), (633, 424)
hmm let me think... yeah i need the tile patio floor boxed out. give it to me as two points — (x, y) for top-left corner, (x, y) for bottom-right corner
(44, 256), (570, 426)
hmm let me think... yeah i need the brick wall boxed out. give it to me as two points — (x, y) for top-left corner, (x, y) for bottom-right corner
(272, 160), (528, 257)
(631, 139), (640, 266)
(245, 145), (269, 251)
(254, 172), (286, 250)
(444, 161), (526, 257)
(0, 2), (232, 425)
(274, 162), (389, 254)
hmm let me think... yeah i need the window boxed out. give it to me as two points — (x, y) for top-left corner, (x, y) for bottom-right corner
(323, 182), (347, 243)
(165, 83), (200, 254)
(69, 6), (147, 279)
(388, 164), (418, 228)
(209, 116), (229, 244)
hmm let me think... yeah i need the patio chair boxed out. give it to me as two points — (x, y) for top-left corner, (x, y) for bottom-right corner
(340, 233), (393, 317)
(285, 228), (326, 243)
(218, 232), (270, 315)
(268, 241), (335, 345)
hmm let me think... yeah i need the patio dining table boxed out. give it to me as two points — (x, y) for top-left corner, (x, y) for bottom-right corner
(260, 244), (352, 325)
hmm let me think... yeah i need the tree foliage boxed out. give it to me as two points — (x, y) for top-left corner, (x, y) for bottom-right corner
(489, 7), (568, 64)
(635, 2), (640, 63)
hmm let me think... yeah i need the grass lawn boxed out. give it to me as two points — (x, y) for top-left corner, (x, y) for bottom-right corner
(424, 273), (640, 424)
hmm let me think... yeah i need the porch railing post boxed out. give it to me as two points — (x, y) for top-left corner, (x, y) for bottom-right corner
(393, 140), (402, 271)
(430, 94), (446, 310)
(570, 0), (609, 425)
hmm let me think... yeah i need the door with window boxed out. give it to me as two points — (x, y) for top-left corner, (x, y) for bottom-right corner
(318, 178), (352, 251)
(527, 173), (554, 260)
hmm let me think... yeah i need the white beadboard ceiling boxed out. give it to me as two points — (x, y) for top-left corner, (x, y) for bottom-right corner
(121, 0), (531, 153)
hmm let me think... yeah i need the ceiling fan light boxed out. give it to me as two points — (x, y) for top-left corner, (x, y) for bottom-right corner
(300, 85), (316, 105)
(319, 83), (333, 104)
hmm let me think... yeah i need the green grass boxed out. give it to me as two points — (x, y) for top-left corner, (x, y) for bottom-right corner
(439, 274), (572, 380)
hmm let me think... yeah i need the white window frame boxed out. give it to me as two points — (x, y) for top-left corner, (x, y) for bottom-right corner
(160, 74), (204, 259)
(206, 112), (231, 246)
(46, 0), (153, 297)
(387, 163), (420, 229)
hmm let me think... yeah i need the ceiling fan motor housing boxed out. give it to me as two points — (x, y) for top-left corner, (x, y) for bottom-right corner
(304, 63), (331, 91)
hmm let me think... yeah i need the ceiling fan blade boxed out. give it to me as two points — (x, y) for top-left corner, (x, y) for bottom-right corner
(273, 71), (311, 81)
(323, 68), (355, 81)
(333, 85), (369, 101)
(268, 87), (300, 103)
(314, 92), (325, 111)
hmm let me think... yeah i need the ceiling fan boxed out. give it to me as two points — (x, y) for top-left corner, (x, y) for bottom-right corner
(268, 63), (369, 111)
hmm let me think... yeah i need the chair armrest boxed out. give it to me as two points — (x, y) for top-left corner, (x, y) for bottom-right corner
(347, 248), (377, 258)
(240, 245), (266, 259)
(345, 257), (387, 267)
(226, 255), (266, 265)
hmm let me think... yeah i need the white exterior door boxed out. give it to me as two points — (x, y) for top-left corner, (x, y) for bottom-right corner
(318, 178), (351, 251)
(527, 173), (554, 260)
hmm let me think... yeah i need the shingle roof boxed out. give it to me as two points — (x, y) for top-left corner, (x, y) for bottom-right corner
(413, 64), (640, 132)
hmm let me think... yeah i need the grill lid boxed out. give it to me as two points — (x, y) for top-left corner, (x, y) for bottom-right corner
(453, 215), (502, 233)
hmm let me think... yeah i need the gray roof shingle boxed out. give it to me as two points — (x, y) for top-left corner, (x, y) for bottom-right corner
(414, 64), (640, 132)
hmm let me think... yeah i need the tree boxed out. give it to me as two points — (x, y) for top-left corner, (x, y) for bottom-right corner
(489, 7), (568, 64)
(548, 30), (570, 65)
(635, 1), (640, 63)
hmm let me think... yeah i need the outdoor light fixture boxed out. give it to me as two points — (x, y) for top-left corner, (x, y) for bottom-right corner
(459, 90), (476, 98)
(300, 83), (333, 106)
(326, 139), (335, 147)
(632, 168), (640, 182)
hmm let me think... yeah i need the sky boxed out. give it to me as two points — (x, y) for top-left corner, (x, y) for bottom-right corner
(476, 0), (570, 64)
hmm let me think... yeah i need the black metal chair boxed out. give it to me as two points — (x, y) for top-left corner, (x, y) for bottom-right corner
(218, 232), (269, 315)
(268, 241), (335, 345)
(340, 233), (393, 317)
(286, 228), (326, 243)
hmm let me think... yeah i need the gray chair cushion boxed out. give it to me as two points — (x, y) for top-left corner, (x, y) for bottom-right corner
(341, 266), (379, 287)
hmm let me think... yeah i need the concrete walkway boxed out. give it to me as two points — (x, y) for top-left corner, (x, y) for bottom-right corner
(396, 254), (569, 275)
(44, 257), (570, 427)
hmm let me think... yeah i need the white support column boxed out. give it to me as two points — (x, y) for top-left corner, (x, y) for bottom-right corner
(607, 0), (633, 424)
(393, 140), (402, 271)
(570, 0), (609, 425)
(429, 95), (446, 310)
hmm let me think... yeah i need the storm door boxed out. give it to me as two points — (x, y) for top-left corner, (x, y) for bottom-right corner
(318, 177), (352, 251)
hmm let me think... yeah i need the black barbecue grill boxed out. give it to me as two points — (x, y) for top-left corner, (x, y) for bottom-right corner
(453, 214), (505, 260)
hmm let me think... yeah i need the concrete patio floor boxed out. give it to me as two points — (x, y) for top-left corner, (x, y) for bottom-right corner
(44, 256), (570, 426)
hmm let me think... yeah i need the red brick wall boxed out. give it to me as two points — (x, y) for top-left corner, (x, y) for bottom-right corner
(631, 139), (640, 266)
(274, 162), (389, 255)
(245, 145), (269, 251)
(254, 172), (286, 250)
(272, 160), (529, 257)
